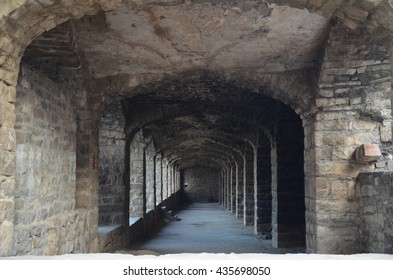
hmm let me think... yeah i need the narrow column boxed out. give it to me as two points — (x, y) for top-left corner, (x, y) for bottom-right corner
(142, 146), (147, 218)
(227, 166), (231, 210)
(244, 147), (254, 226)
(222, 169), (227, 209)
(160, 158), (163, 203)
(236, 156), (244, 219)
(153, 155), (157, 209)
(231, 162), (237, 213)
(255, 134), (272, 236)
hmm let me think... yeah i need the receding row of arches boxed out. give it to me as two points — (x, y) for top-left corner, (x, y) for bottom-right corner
(4, 1), (393, 257)
(97, 77), (306, 250)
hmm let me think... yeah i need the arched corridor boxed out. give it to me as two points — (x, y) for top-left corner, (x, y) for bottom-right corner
(97, 73), (306, 251)
(1, 0), (393, 257)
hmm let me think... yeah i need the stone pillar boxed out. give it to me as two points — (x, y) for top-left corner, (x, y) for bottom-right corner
(153, 155), (157, 208)
(155, 155), (162, 205)
(142, 146), (147, 218)
(172, 167), (175, 193)
(129, 131), (144, 218)
(254, 134), (272, 236)
(307, 22), (392, 253)
(221, 169), (225, 207)
(0, 81), (17, 257)
(271, 140), (278, 245)
(165, 163), (169, 200)
(231, 162), (237, 213)
(170, 165), (176, 196)
(218, 170), (222, 205)
(244, 147), (254, 226)
(236, 156), (244, 219)
(227, 166), (231, 210)
(303, 116), (317, 252)
(145, 144), (155, 211)
(98, 107), (126, 225)
(0, 31), (21, 257)
(74, 102), (100, 253)
(222, 167), (228, 209)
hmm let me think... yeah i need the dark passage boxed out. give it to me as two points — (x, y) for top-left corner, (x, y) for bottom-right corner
(127, 203), (305, 255)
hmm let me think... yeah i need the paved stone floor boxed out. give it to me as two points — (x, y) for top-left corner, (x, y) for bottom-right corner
(127, 203), (305, 255)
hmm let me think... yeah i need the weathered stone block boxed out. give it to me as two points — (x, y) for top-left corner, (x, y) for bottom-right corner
(330, 180), (348, 199)
(37, 0), (55, 7)
(380, 122), (392, 142)
(315, 119), (353, 131)
(319, 89), (334, 98)
(355, 144), (381, 163)
(0, 101), (15, 128)
(332, 146), (355, 160)
(316, 161), (361, 178)
(316, 98), (349, 107)
(0, 200), (14, 222)
(350, 97), (362, 105)
(0, 127), (16, 151)
(0, 222), (13, 256)
(315, 132), (355, 146)
(0, 150), (15, 176)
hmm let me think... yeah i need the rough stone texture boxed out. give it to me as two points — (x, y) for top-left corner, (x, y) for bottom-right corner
(244, 146), (254, 226)
(2, 0), (393, 257)
(13, 65), (78, 255)
(183, 166), (219, 202)
(74, 1), (328, 78)
(230, 163), (237, 213)
(355, 144), (382, 163)
(358, 172), (393, 254)
(99, 105), (125, 225)
(307, 21), (392, 254)
(236, 157), (244, 219)
(155, 155), (163, 204)
(97, 225), (126, 253)
(146, 142), (156, 211)
(255, 133), (272, 235)
(130, 131), (145, 218)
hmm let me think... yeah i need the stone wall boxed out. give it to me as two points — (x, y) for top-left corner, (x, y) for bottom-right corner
(307, 21), (392, 253)
(256, 134), (272, 235)
(183, 167), (219, 202)
(155, 156), (163, 205)
(99, 106), (125, 225)
(244, 147), (254, 226)
(358, 172), (393, 254)
(146, 142), (156, 211)
(130, 131), (144, 218)
(13, 65), (79, 255)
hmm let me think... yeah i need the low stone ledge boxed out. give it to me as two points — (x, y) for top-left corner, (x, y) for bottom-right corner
(97, 224), (126, 253)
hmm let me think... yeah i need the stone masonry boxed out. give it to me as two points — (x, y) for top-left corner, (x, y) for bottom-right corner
(2, 0), (393, 257)
(183, 166), (219, 203)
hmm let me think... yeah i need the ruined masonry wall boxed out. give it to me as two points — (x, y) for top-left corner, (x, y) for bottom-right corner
(183, 167), (219, 202)
(13, 66), (80, 255)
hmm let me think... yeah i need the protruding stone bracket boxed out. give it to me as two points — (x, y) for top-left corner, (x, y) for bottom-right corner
(355, 144), (381, 164)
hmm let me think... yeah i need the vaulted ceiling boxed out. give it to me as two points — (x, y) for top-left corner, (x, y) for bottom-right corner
(21, 0), (388, 169)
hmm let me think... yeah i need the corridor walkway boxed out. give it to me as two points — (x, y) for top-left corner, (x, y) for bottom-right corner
(127, 203), (305, 255)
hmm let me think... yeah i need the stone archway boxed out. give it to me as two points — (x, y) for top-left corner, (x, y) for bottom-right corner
(3, 0), (393, 257)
